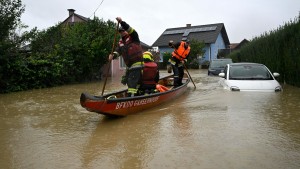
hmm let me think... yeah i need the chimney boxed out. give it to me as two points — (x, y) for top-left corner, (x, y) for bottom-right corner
(186, 24), (191, 28)
(68, 9), (75, 16)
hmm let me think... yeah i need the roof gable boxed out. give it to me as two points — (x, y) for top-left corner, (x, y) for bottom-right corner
(152, 23), (230, 47)
(61, 9), (90, 25)
(234, 39), (249, 49)
(61, 13), (90, 25)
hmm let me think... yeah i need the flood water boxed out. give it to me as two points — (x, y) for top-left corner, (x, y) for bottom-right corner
(1, 69), (300, 169)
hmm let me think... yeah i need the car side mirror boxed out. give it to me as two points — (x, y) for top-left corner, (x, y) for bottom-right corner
(273, 72), (280, 78)
(219, 73), (225, 78)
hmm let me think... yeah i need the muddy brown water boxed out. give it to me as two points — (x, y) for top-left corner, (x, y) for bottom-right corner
(0, 69), (300, 169)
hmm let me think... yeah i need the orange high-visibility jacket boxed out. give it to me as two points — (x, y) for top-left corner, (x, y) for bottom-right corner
(172, 42), (190, 61)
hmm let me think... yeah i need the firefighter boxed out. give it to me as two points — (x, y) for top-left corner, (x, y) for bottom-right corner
(108, 17), (143, 97)
(139, 51), (159, 95)
(168, 39), (191, 87)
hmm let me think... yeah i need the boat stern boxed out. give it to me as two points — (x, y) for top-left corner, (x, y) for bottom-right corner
(80, 92), (106, 111)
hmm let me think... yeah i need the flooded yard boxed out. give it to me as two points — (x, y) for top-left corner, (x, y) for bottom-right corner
(0, 69), (300, 169)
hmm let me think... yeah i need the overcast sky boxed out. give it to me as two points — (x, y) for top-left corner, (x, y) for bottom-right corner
(21, 0), (300, 45)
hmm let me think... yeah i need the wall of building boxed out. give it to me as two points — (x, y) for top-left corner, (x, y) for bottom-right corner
(199, 33), (226, 65)
(112, 58), (126, 77)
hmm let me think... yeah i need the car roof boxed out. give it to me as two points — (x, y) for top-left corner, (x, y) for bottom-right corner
(228, 62), (264, 66)
(212, 58), (232, 61)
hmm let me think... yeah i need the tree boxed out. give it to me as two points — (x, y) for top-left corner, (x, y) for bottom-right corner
(0, 0), (24, 40)
(30, 18), (116, 82)
(0, 0), (26, 93)
(187, 39), (205, 69)
(0, 1), (118, 93)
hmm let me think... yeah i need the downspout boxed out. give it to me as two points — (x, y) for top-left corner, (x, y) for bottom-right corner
(209, 46), (211, 61)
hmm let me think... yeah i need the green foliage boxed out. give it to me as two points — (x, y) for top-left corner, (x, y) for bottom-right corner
(162, 52), (172, 67)
(29, 18), (116, 85)
(186, 39), (205, 69)
(0, 0), (118, 93)
(0, 0), (26, 93)
(228, 14), (300, 87)
(0, 0), (24, 40)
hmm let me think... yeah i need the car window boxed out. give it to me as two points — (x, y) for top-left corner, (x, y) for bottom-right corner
(229, 65), (273, 80)
(210, 59), (232, 68)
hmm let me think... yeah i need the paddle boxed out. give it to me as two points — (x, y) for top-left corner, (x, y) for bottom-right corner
(101, 22), (120, 96)
(183, 63), (196, 89)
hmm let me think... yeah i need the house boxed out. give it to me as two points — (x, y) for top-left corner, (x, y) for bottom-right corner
(218, 39), (249, 58)
(230, 39), (249, 51)
(152, 23), (230, 66)
(61, 9), (90, 26)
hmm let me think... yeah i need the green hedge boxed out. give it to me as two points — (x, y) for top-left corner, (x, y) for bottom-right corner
(229, 14), (300, 87)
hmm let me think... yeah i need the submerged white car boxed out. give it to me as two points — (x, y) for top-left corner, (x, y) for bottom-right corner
(219, 63), (282, 92)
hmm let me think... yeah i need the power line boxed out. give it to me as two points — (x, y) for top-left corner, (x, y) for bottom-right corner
(89, 0), (105, 18)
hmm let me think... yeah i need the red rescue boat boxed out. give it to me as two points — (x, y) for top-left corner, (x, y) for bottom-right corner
(80, 73), (190, 116)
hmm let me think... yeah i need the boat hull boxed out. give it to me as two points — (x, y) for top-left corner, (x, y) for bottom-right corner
(80, 75), (189, 116)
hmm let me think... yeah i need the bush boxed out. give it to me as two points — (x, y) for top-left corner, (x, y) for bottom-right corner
(162, 52), (172, 68)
